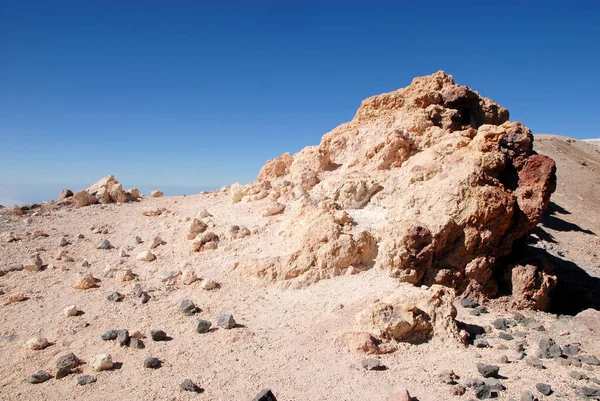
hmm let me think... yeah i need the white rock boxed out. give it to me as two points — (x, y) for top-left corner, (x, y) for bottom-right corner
(24, 336), (50, 350)
(263, 202), (286, 217)
(160, 271), (181, 282)
(91, 353), (113, 371)
(64, 305), (78, 317)
(136, 250), (156, 262)
(201, 279), (218, 291)
(182, 269), (198, 285)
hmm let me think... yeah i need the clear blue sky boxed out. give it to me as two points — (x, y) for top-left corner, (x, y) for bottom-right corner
(1, 1), (599, 205)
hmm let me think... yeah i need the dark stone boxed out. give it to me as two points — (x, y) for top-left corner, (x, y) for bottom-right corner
(117, 330), (129, 346)
(143, 357), (161, 369)
(538, 338), (562, 359)
(77, 234), (85, 239)
(28, 370), (52, 384)
(513, 331), (527, 338)
(252, 389), (277, 401)
(579, 354), (600, 366)
(477, 363), (499, 378)
(100, 330), (118, 341)
(107, 292), (125, 302)
(535, 383), (552, 396)
(77, 375), (97, 385)
(7, 264), (23, 272)
(568, 355), (583, 367)
(581, 386), (600, 398)
(499, 332), (514, 341)
(361, 358), (385, 371)
(97, 239), (112, 250)
(196, 320), (212, 334)
(513, 312), (525, 322)
(563, 344), (580, 355)
(525, 357), (545, 369)
(56, 353), (79, 379)
(466, 378), (495, 399)
(520, 391), (537, 401)
(180, 379), (203, 393)
(150, 329), (167, 341)
(135, 236), (143, 244)
(180, 299), (196, 313)
(217, 314), (236, 329)
(474, 338), (489, 348)
(493, 318), (509, 331)
(140, 292), (151, 304)
(470, 306), (488, 316)
(569, 371), (588, 380)
(483, 378), (505, 391)
(461, 298), (479, 308)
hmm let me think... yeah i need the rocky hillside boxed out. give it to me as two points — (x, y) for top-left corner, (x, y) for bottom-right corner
(1, 72), (599, 401)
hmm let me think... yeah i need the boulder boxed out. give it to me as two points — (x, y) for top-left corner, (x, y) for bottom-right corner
(151, 190), (163, 197)
(58, 189), (73, 201)
(242, 71), (556, 299)
(511, 263), (557, 311)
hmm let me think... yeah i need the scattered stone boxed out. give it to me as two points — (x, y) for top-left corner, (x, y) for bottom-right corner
(119, 269), (136, 282)
(73, 273), (98, 290)
(91, 354), (113, 371)
(535, 383), (552, 396)
(160, 270), (180, 282)
(196, 320), (212, 334)
(118, 249), (128, 257)
(526, 357), (545, 369)
(180, 299), (198, 314)
(182, 269), (198, 285)
(59, 237), (69, 247)
(201, 279), (218, 290)
(143, 356), (161, 369)
(180, 379), (203, 393)
(77, 234), (85, 239)
(581, 386), (600, 398)
(135, 236), (143, 244)
(252, 389), (278, 401)
(58, 189), (74, 201)
(24, 336), (50, 350)
(24, 254), (44, 272)
(570, 371), (588, 380)
(151, 190), (163, 197)
(150, 236), (166, 249)
(56, 352), (80, 378)
(499, 332), (514, 341)
(140, 292), (151, 304)
(129, 337), (144, 349)
(117, 330), (129, 346)
(6, 264), (24, 272)
(474, 338), (489, 348)
(460, 298), (479, 308)
(81, 259), (90, 268)
(520, 391), (537, 401)
(493, 318), (509, 331)
(263, 202), (285, 217)
(77, 375), (97, 385)
(28, 370), (52, 384)
(100, 330), (118, 341)
(498, 355), (509, 364)
(97, 239), (112, 250)
(580, 354), (600, 366)
(477, 363), (500, 378)
(131, 284), (143, 297)
(217, 314), (236, 329)
(107, 292), (125, 302)
(362, 358), (385, 370)
(451, 385), (466, 396)
(563, 344), (580, 355)
(538, 338), (563, 359)
(7, 293), (29, 303)
(470, 306), (488, 316)
(136, 250), (156, 262)
(150, 329), (167, 341)
(438, 369), (460, 384)
(187, 218), (208, 240)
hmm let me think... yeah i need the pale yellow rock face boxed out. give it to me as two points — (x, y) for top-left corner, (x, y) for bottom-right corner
(240, 71), (556, 298)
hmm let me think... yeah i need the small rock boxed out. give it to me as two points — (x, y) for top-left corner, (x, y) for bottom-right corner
(135, 236), (143, 244)
(201, 279), (218, 290)
(136, 250), (156, 262)
(477, 363), (500, 378)
(217, 314), (236, 329)
(23, 254), (44, 272)
(6, 264), (24, 272)
(150, 329), (167, 341)
(451, 385), (466, 396)
(91, 354), (113, 371)
(182, 269), (198, 285)
(129, 337), (145, 349)
(56, 352), (79, 378)
(438, 369), (460, 384)
(474, 338), (489, 348)
(100, 330), (118, 341)
(77, 375), (96, 385)
(107, 292), (125, 302)
(59, 237), (69, 247)
(362, 358), (385, 370)
(579, 354), (600, 366)
(116, 330), (129, 346)
(73, 273), (98, 290)
(24, 336), (50, 350)
(538, 338), (563, 359)
(253, 389), (278, 401)
(28, 370), (52, 384)
(150, 190), (163, 197)
(97, 239), (112, 250)
(493, 318), (509, 331)
(535, 383), (552, 396)
(81, 259), (90, 268)
(64, 305), (78, 317)
(180, 299), (197, 314)
(526, 357), (545, 369)
(569, 371), (588, 380)
(143, 356), (161, 369)
(8, 293), (29, 303)
(150, 236), (166, 249)
(460, 298), (479, 308)
(563, 344), (580, 355)
(263, 202), (285, 217)
(118, 249), (128, 257)
(160, 270), (180, 282)
(470, 306), (488, 316)
(498, 332), (514, 341)
(387, 387), (411, 401)
(498, 355), (509, 364)
(180, 379), (203, 393)
(520, 391), (537, 401)
(119, 269), (136, 282)
(581, 386), (600, 398)
(196, 320), (212, 334)
(140, 292), (151, 304)
(77, 234), (85, 239)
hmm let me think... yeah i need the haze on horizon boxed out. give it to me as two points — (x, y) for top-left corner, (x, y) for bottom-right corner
(1, 1), (599, 206)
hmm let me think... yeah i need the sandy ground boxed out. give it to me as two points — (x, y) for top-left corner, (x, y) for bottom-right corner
(0, 135), (599, 401)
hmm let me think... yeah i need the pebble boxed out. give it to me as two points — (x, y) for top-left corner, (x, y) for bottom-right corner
(201, 279), (218, 290)
(538, 338), (563, 359)
(73, 273), (98, 290)
(107, 292), (125, 302)
(91, 354), (113, 371)
(135, 236), (143, 244)
(77, 375), (97, 385)
(525, 357), (545, 369)
(81, 260), (90, 268)
(180, 299), (197, 314)
(470, 306), (488, 316)
(137, 250), (156, 262)
(143, 356), (161, 369)
(182, 269), (199, 285)
(451, 385), (466, 396)
(493, 318), (509, 331)
(196, 320), (212, 334)
(535, 383), (552, 396)
(77, 234), (85, 239)
(64, 305), (78, 317)
(117, 330), (129, 346)
(100, 330), (118, 341)
(28, 370), (52, 384)
(160, 270), (180, 282)
(56, 352), (80, 378)
(97, 239), (112, 250)
(7, 264), (24, 272)
(473, 338), (489, 348)
(24, 336), (50, 350)
(362, 358), (385, 370)
(498, 355), (509, 364)
(498, 332), (514, 341)
(569, 371), (588, 380)
(460, 298), (479, 308)
(130, 337), (145, 349)
(579, 354), (600, 366)
(582, 386), (600, 398)
(59, 237), (69, 247)
(563, 344), (581, 355)
(180, 379), (203, 393)
(477, 363), (499, 378)
(150, 236), (166, 249)
(140, 292), (151, 304)
(520, 391), (537, 401)
(252, 389), (278, 401)
(131, 284), (143, 297)
(217, 314), (236, 329)
(150, 329), (167, 341)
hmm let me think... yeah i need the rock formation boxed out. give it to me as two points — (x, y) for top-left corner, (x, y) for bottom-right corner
(72, 175), (139, 207)
(239, 71), (556, 298)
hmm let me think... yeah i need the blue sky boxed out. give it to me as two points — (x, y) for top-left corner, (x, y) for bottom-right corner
(1, 1), (599, 205)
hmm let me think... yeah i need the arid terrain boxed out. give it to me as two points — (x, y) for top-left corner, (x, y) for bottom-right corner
(1, 72), (599, 401)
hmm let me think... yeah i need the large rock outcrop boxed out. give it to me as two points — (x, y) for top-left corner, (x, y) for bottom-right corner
(240, 71), (556, 298)
(72, 175), (139, 207)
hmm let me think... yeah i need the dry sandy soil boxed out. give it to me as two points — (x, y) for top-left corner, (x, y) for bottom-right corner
(0, 134), (599, 401)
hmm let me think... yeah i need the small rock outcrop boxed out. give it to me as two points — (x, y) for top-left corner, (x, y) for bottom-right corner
(72, 175), (139, 207)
